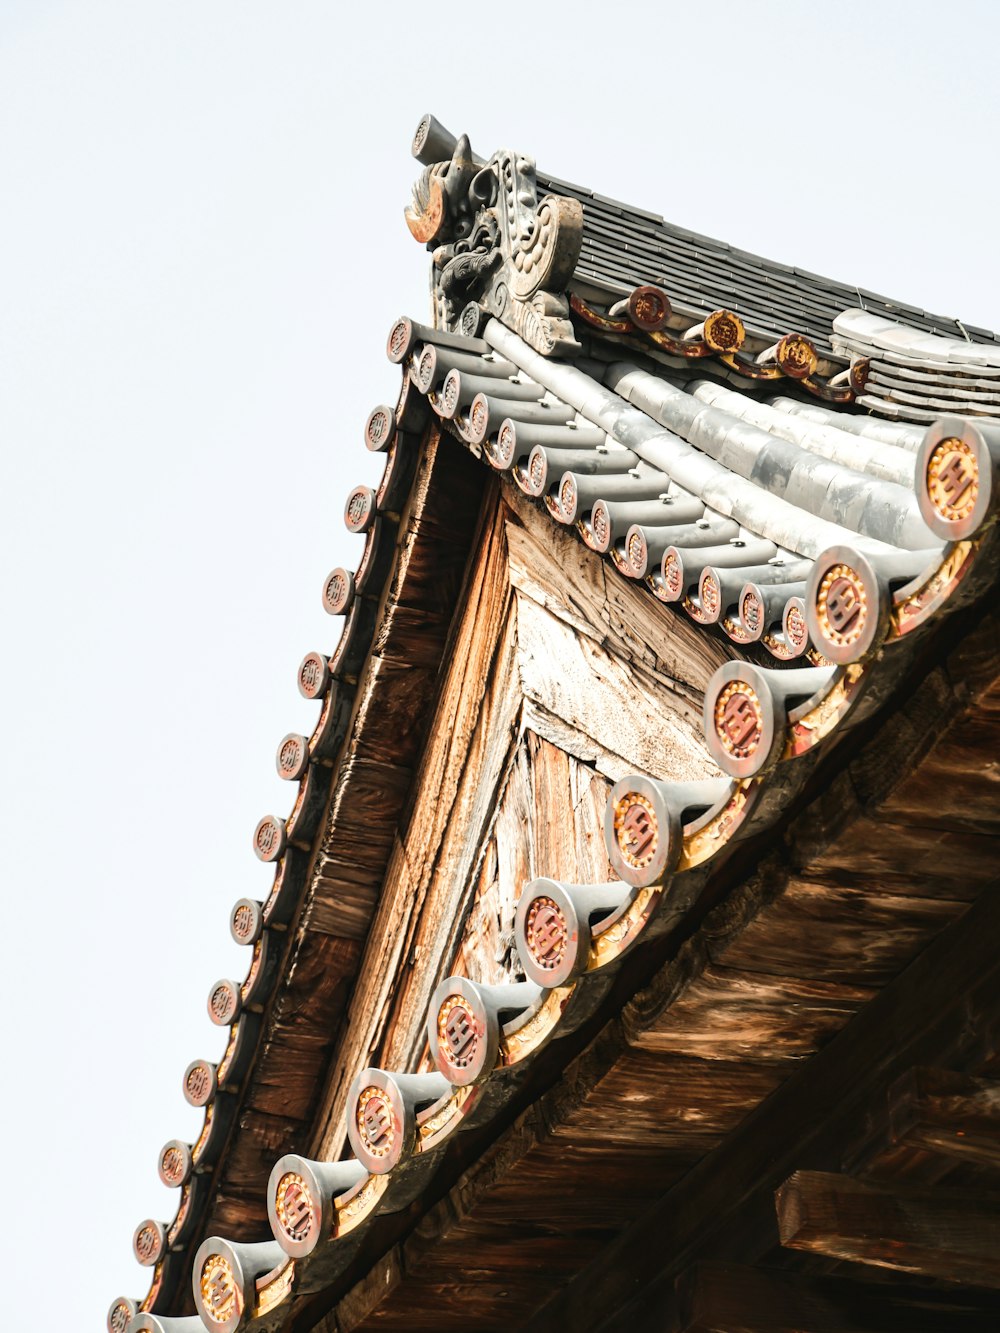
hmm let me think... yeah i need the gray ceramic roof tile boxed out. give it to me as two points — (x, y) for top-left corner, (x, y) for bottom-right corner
(539, 170), (999, 353)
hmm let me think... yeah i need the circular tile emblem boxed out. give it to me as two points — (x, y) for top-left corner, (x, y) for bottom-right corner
(468, 393), (490, 441)
(776, 333), (818, 379)
(184, 1059), (217, 1107)
(159, 1140), (191, 1188)
(460, 302), (483, 338)
(661, 549), (683, 599)
(591, 500), (610, 550)
(415, 345), (436, 392)
(253, 815), (286, 863)
(436, 995), (480, 1072)
(133, 1220), (165, 1267)
(200, 1252), (240, 1325)
(627, 528), (646, 575)
(493, 419), (517, 469)
(276, 733), (309, 782)
(703, 308), (745, 353)
(208, 979), (241, 1027)
(364, 405), (395, 452)
(849, 357), (870, 394)
(231, 897), (262, 945)
(344, 487), (375, 534)
(627, 285), (672, 332)
(297, 651), (330, 700)
(107, 1298), (137, 1333)
(387, 317), (411, 363)
(411, 115), (432, 157)
(322, 568), (353, 616)
(273, 1171), (316, 1247)
(815, 562), (866, 651)
(559, 473), (577, 519)
(440, 369), (462, 418)
(356, 1086), (395, 1161)
(739, 584), (764, 638)
(699, 569), (721, 620)
(926, 436), (978, 525)
(783, 598), (809, 655)
(713, 680), (763, 761)
(527, 447), (547, 494)
(523, 896), (568, 974)
(613, 793), (659, 871)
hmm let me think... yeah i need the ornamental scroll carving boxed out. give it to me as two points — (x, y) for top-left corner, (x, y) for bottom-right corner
(406, 115), (584, 356)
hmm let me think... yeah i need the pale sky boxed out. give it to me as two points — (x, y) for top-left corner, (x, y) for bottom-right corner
(1, 2), (997, 1325)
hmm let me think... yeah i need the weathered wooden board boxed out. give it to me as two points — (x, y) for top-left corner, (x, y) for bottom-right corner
(889, 1068), (1000, 1169)
(675, 1262), (1000, 1333)
(776, 1170), (1000, 1287)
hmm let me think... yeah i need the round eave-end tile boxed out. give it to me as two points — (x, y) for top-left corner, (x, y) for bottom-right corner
(252, 815), (286, 864)
(806, 547), (883, 665)
(158, 1139), (193, 1189)
(704, 662), (779, 780)
(133, 1218), (167, 1268)
(917, 417), (992, 540)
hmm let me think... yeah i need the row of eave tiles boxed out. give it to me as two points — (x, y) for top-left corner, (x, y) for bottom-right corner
(111, 311), (964, 1333)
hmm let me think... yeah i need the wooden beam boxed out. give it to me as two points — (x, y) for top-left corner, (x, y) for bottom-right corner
(776, 1170), (1000, 1288)
(525, 887), (1000, 1333)
(676, 1262), (1000, 1332)
(890, 1067), (1000, 1168)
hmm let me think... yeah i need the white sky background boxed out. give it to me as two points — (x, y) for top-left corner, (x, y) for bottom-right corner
(1, 1), (997, 1325)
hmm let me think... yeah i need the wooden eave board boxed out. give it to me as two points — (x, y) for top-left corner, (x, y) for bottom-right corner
(301, 600), (1000, 1331)
(198, 429), (487, 1247)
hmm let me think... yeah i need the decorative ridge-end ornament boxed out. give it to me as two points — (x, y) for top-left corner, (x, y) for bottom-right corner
(193, 1237), (286, 1333)
(627, 285), (672, 332)
(604, 775), (731, 887)
(703, 308), (746, 353)
(267, 1154), (367, 1259)
(916, 416), (999, 540)
(346, 1068), (451, 1174)
(405, 115), (583, 357)
(426, 977), (541, 1085)
(514, 879), (634, 987)
(775, 333), (819, 380)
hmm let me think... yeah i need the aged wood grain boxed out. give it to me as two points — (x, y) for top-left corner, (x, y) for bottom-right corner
(776, 1170), (1000, 1287)
(889, 1068), (1000, 1169)
(675, 1262), (1000, 1333)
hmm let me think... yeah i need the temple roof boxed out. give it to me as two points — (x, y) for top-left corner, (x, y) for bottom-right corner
(108, 115), (1000, 1333)
(543, 170), (1000, 357)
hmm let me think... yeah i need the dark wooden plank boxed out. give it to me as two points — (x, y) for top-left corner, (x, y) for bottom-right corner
(776, 1170), (1000, 1288)
(714, 879), (967, 985)
(676, 1262), (1000, 1333)
(890, 1068), (1000, 1169)
(526, 889), (1000, 1332)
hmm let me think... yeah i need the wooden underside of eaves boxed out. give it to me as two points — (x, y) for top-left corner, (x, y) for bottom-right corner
(199, 428), (488, 1247)
(297, 587), (1000, 1329)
